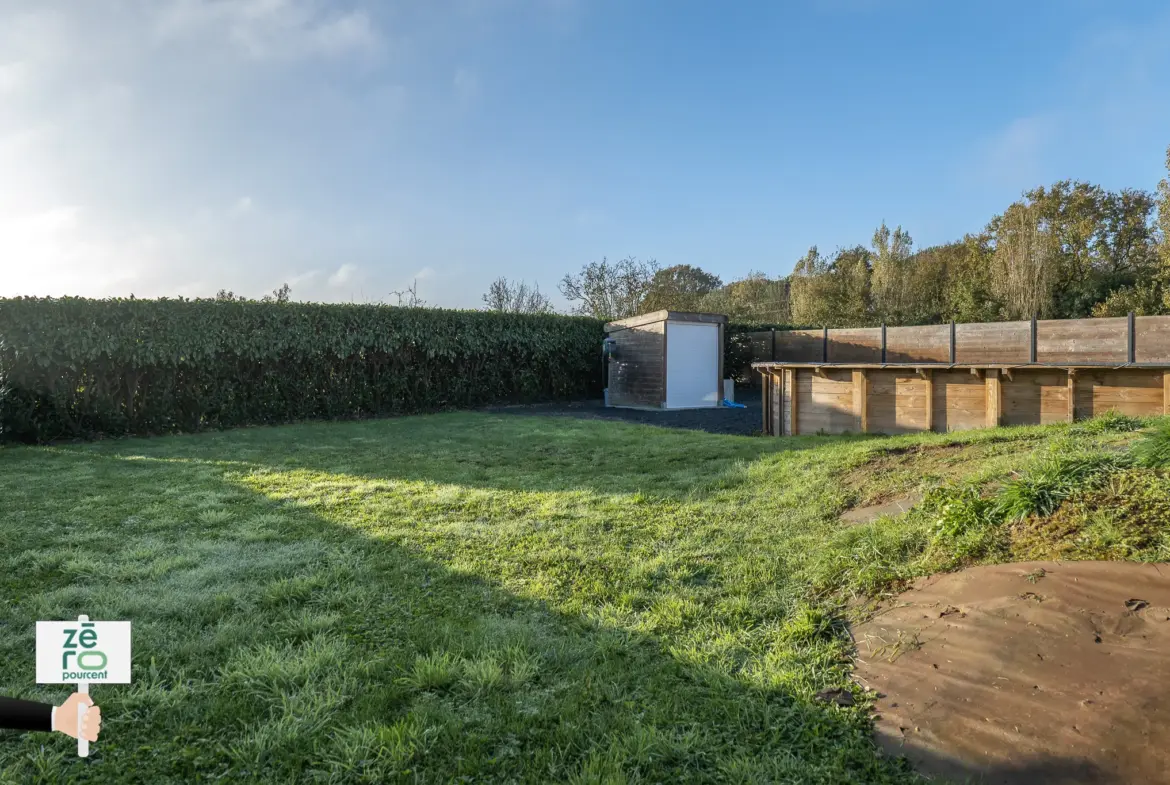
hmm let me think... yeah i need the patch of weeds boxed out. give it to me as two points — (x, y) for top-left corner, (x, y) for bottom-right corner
(459, 653), (505, 693)
(196, 508), (233, 525)
(1024, 567), (1047, 584)
(995, 451), (1127, 522)
(399, 651), (461, 692)
(803, 517), (930, 598)
(780, 605), (843, 645)
(1009, 469), (1170, 561)
(1073, 410), (1145, 435)
(922, 485), (1006, 567)
(1131, 420), (1170, 469)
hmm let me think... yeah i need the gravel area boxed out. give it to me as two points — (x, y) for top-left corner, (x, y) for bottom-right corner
(483, 390), (763, 436)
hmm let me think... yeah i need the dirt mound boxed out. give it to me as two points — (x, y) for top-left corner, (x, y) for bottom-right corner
(852, 561), (1170, 784)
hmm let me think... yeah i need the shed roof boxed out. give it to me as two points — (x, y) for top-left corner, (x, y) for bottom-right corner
(605, 310), (728, 331)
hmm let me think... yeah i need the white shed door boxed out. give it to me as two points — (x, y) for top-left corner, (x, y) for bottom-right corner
(665, 321), (719, 409)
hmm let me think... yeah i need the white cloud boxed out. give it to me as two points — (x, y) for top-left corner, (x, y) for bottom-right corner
(328, 263), (359, 286)
(310, 11), (381, 58)
(286, 269), (321, 287)
(971, 113), (1059, 189)
(413, 266), (436, 280)
(152, 0), (384, 62)
(0, 1), (578, 307)
(0, 205), (172, 296)
(0, 61), (31, 94)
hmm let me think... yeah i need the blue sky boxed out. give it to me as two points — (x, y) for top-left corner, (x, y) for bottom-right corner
(1, 0), (1168, 309)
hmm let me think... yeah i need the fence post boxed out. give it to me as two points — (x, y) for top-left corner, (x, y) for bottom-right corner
(822, 326), (828, 363)
(1030, 314), (1038, 364)
(949, 320), (956, 364)
(771, 328), (776, 362)
(1128, 311), (1136, 365)
(880, 323), (887, 364)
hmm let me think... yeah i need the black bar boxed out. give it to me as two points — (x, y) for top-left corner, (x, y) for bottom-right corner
(1128, 311), (1136, 364)
(771, 328), (776, 361)
(950, 320), (956, 364)
(822, 326), (828, 362)
(1030, 314), (1038, 364)
(881, 323), (887, 364)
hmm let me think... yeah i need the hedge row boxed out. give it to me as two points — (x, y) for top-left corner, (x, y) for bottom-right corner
(724, 322), (797, 383)
(0, 297), (606, 443)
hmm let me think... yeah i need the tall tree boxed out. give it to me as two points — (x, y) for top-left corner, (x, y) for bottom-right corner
(870, 221), (914, 324)
(558, 256), (659, 319)
(641, 264), (723, 312)
(1160, 144), (1170, 278)
(1024, 180), (1158, 317)
(789, 245), (872, 327)
(1095, 145), (1170, 315)
(482, 278), (553, 313)
(935, 235), (1001, 323)
(989, 202), (1056, 319)
(698, 272), (791, 323)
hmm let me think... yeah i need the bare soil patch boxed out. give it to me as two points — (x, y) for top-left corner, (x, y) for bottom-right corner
(853, 560), (1170, 784)
(841, 492), (923, 525)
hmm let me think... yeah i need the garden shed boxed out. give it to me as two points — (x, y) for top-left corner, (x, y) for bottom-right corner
(604, 310), (727, 410)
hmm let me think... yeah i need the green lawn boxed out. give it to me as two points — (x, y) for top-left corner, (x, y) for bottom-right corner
(0, 412), (1164, 783)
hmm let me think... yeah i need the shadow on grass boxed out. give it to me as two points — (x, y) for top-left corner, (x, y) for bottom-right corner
(874, 730), (1117, 784)
(1, 443), (911, 784)
(69, 412), (889, 502)
(0, 439), (1113, 783)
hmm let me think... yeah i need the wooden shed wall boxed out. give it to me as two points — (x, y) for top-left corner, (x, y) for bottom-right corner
(932, 370), (986, 432)
(1001, 370), (1070, 426)
(795, 369), (855, 434)
(868, 371), (931, 434)
(607, 322), (664, 408)
(761, 367), (1170, 436)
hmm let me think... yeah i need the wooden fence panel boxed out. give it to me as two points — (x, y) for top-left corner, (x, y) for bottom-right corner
(886, 325), (951, 363)
(1036, 317), (1127, 364)
(775, 329), (824, 362)
(954, 321), (1030, 363)
(771, 316), (1170, 366)
(827, 328), (882, 362)
(1135, 316), (1170, 364)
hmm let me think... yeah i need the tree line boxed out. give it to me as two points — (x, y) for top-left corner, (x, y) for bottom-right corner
(487, 144), (1170, 326)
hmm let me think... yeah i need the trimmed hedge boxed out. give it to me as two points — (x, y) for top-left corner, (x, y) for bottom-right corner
(0, 297), (606, 443)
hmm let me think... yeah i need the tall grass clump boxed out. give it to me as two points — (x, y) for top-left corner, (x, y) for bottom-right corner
(994, 451), (1128, 522)
(922, 485), (1005, 566)
(1072, 410), (1145, 435)
(1131, 420), (1170, 469)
